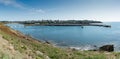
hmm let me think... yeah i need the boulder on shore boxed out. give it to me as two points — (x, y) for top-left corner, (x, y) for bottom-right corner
(45, 41), (51, 44)
(99, 45), (114, 52)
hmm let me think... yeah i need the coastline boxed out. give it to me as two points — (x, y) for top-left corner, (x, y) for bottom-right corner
(6, 23), (113, 51)
(0, 23), (120, 59)
(4, 25), (101, 51)
(5, 23), (114, 52)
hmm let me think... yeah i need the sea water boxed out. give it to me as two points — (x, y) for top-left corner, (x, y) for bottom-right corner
(6, 22), (120, 51)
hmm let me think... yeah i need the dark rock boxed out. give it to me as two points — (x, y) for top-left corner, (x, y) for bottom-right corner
(99, 45), (114, 52)
(45, 41), (51, 44)
(72, 48), (77, 51)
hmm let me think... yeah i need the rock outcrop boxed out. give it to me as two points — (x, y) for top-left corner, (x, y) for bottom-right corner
(99, 45), (114, 52)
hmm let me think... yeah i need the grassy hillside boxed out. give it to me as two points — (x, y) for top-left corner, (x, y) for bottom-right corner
(0, 23), (120, 59)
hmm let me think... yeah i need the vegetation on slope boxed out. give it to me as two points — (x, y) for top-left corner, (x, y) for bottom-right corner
(0, 23), (119, 59)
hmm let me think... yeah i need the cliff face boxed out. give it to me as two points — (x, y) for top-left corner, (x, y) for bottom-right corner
(0, 23), (119, 59)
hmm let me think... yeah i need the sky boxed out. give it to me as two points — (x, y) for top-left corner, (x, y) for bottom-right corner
(0, 0), (120, 21)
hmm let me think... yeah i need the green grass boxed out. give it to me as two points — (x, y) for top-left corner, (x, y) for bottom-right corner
(0, 51), (9, 59)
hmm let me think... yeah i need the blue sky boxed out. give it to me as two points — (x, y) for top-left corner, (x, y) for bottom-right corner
(0, 0), (120, 21)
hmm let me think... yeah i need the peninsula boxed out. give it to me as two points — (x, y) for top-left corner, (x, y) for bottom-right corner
(1, 20), (111, 27)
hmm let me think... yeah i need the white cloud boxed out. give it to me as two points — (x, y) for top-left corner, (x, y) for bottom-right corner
(29, 8), (45, 14)
(0, 0), (24, 9)
(35, 9), (45, 13)
(0, 0), (45, 14)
